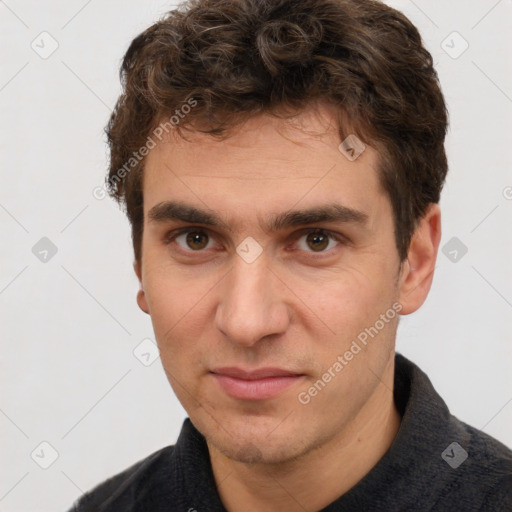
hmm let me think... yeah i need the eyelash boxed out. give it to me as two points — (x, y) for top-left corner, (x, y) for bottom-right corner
(163, 227), (346, 257)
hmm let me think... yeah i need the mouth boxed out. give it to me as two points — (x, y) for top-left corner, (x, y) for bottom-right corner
(210, 367), (305, 401)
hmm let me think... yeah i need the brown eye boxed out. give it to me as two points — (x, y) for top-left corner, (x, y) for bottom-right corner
(184, 231), (209, 250)
(306, 231), (329, 252)
(169, 230), (213, 251)
(295, 229), (341, 254)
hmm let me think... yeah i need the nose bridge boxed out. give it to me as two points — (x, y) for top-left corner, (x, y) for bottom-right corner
(216, 252), (285, 346)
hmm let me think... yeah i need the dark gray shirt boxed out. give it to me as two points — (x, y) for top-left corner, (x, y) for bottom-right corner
(70, 353), (512, 511)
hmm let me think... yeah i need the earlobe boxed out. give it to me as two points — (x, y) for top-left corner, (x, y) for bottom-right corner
(133, 260), (150, 315)
(136, 288), (150, 314)
(398, 203), (442, 315)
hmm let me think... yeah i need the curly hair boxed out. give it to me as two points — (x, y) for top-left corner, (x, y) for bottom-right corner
(105, 0), (448, 263)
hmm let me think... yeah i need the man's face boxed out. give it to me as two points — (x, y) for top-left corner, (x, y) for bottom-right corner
(136, 104), (405, 465)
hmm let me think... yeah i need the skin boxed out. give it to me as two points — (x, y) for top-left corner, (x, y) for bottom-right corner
(134, 103), (441, 511)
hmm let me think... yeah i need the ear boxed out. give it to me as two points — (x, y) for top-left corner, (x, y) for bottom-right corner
(133, 260), (150, 315)
(397, 203), (441, 315)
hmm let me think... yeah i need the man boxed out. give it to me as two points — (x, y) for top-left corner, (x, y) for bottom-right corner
(70, 0), (512, 510)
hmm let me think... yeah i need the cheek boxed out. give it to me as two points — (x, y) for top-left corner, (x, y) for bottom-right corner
(299, 265), (392, 328)
(143, 264), (207, 358)
(294, 271), (399, 381)
(297, 277), (397, 414)
(144, 274), (210, 408)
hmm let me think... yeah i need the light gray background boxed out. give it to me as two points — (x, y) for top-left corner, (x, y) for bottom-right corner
(1, 1), (511, 510)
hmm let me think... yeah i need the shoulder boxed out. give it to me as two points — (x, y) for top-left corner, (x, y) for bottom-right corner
(393, 354), (512, 510)
(67, 418), (221, 512)
(436, 417), (512, 511)
(68, 445), (177, 512)
(466, 422), (512, 510)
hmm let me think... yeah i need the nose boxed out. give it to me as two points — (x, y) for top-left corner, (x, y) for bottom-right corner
(215, 252), (289, 347)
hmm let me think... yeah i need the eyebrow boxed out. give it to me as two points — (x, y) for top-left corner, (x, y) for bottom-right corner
(147, 200), (369, 232)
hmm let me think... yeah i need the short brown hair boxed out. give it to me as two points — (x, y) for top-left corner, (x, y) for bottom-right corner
(106, 0), (448, 263)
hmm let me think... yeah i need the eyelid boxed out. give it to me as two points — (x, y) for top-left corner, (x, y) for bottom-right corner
(293, 227), (346, 241)
(290, 227), (345, 255)
(163, 226), (347, 254)
(163, 226), (217, 248)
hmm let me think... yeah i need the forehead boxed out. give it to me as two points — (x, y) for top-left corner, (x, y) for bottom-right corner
(142, 105), (388, 229)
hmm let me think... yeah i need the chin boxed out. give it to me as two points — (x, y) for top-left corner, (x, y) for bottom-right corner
(197, 414), (311, 465)
(214, 436), (306, 465)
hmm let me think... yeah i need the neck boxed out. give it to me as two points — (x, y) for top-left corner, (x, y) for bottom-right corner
(208, 360), (401, 512)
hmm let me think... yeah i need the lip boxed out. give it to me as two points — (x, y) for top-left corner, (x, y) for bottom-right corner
(210, 367), (304, 400)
